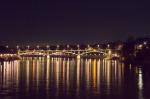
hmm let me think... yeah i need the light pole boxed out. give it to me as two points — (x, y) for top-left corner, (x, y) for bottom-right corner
(67, 45), (70, 49)
(57, 45), (60, 50)
(16, 45), (19, 50)
(77, 44), (80, 50)
(87, 44), (90, 50)
(27, 45), (30, 50)
(37, 45), (40, 50)
(46, 45), (50, 50)
(6, 45), (9, 49)
(16, 45), (20, 55)
(107, 44), (110, 48)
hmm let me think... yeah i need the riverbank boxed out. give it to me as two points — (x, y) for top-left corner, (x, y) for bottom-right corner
(0, 55), (21, 61)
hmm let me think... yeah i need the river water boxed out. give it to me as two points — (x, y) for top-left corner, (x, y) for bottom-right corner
(0, 57), (148, 99)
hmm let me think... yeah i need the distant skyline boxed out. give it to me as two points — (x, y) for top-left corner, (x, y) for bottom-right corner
(0, 0), (150, 43)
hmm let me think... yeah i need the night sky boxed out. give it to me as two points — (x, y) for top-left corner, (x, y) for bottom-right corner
(0, 0), (150, 43)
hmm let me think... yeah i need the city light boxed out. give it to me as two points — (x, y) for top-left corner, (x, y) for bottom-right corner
(144, 41), (147, 45)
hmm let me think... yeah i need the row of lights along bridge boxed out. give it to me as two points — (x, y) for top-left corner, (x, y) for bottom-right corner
(5, 44), (111, 50)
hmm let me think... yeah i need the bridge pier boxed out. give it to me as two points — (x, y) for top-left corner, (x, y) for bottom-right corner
(77, 55), (80, 59)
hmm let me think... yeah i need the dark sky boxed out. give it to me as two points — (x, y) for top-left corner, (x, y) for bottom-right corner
(0, 0), (150, 43)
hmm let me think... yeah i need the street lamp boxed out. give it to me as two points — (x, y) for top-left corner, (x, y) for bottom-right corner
(6, 45), (9, 48)
(107, 44), (110, 48)
(27, 45), (30, 50)
(36, 45), (39, 49)
(16, 45), (19, 50)
(46, 45), (50, 50)
(77, 44), (80, 49)
(67, 45), (70, 49)
(57, 45), (60, 50)
(87, 44), (90, 48)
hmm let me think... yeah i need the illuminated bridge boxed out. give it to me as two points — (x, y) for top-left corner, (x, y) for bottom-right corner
(17, 48), (120, 59)
(2, 44), (122, 59)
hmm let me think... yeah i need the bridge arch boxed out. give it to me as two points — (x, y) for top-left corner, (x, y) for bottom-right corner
(80, 51), (106, 56)
(18, 49), (110, 57)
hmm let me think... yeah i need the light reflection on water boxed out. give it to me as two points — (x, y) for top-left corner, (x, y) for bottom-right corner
(0, 57), (144, 99)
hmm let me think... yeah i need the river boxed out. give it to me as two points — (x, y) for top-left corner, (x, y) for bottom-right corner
(0, 57), (148, 99)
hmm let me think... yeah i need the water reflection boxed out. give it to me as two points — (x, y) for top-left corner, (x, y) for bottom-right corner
(138, 68), (144, 99)
(0, 58), (145, 99)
